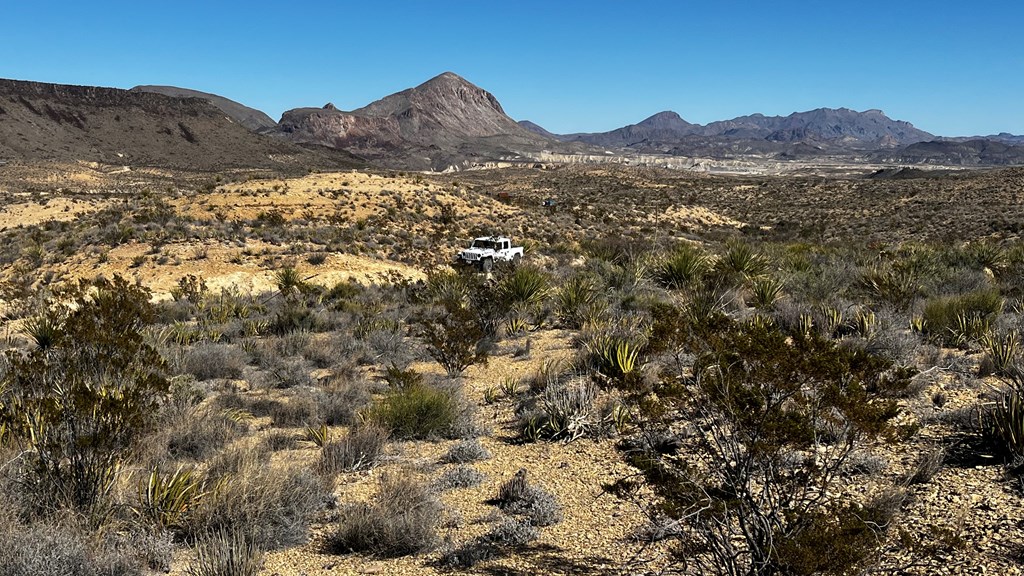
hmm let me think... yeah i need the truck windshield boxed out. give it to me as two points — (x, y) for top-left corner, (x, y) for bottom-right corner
(471, 240), (498, 250)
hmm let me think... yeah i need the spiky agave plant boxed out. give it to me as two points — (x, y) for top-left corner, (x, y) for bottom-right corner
(139, 465), (204, 530)
(718, 240), (768, 280)
(747, 275), (785, 309)
(654, 244), (712, 290)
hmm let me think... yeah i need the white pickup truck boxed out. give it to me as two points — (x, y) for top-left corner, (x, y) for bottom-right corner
(455, 236), (523, 271)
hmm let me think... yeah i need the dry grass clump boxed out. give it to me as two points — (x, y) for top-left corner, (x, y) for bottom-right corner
(182, 448), (327, 550)
(316, 424), (390, 476)
(328, 473), (444, 558)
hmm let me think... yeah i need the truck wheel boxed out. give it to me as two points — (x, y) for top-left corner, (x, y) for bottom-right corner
(512, 253), (522, 264)
(481, 257), (493, 272)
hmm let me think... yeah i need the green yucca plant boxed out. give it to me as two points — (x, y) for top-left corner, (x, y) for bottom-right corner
(608, 403), (632, 435)
(556, 275), (598, 329)
(654, 244), (713, 289)
(185, 529), (264, 576)
(747, 275), (785, 309)
(273, 267), (308, 296)
(982, 390), (1024, 460)
(854, 309), (877, 340)
(861, 265), (920, 308)
(505, 312), (530, 336)
(949, 312), (992, 349)
(483, 386), (500, 405)
(798, 313), (814, 337)
(818, 304), (844, 339)
(22, 313), (63, 350)
(589, 336), (641, 381)
(425, 269), (471, 307)
(499, 376), (521, 398)
(305, 424), (330, 447)
(984, 331), (1020, 376)
(746, 314), (776, 331)
(139, 465), (204, 530)
(498, 265), (551, 309)
(718, 240), (768, 279)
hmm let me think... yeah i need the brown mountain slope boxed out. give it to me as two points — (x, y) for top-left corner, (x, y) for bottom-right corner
(131, 85), (277, 132)
(0, 78), (361, 171)
(270, 72), (554, 170)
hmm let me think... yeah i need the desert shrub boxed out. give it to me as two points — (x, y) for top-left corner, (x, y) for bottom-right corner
(0, 521), (154, 576)
(262, 430), (299, 451)
(441, 518), (539, 568)
(417, 302), (489, 377)
(203, 444), (271, 483)
(0, 276), (168, 514)
(906, 447), (945, 485)
(366, 378), (470, 440)
(625, 317), (912, 576)
(166, 408), (246, 461)
(269, 392), (319, 427)
(861, 265), (921, 309)
(329, 474), (443, 557)
(268, 300), (322, 335)
(183, 343), (246, 381)
(317, 377), (372, 426)
(493, 469), (562, 526)
(316, 424), (389, 476)
(184, 462), (326, 550)
(184, 529), (263, 576)
(435, 465), (486, 491)
(518, 378), (599, 442)
(921, 289), (1002, 347)
(654, 244), (712, 289)
(440, 438), (491, 464)
(255, 357), (314, 389)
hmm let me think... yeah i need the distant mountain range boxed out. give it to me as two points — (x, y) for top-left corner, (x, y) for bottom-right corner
(534, 108), (934, 149)
(0, 72), (1021, 171)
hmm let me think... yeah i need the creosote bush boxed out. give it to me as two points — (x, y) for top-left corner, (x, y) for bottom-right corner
(623, 312), (914, 576)
(366, 375), (472, 440)
(0, 275), (169, 514)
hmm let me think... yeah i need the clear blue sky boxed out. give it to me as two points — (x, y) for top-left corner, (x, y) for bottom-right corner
(2, 1), (1021, 136)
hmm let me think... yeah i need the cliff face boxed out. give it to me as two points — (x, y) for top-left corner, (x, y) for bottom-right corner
(0, 79), (359, 171)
